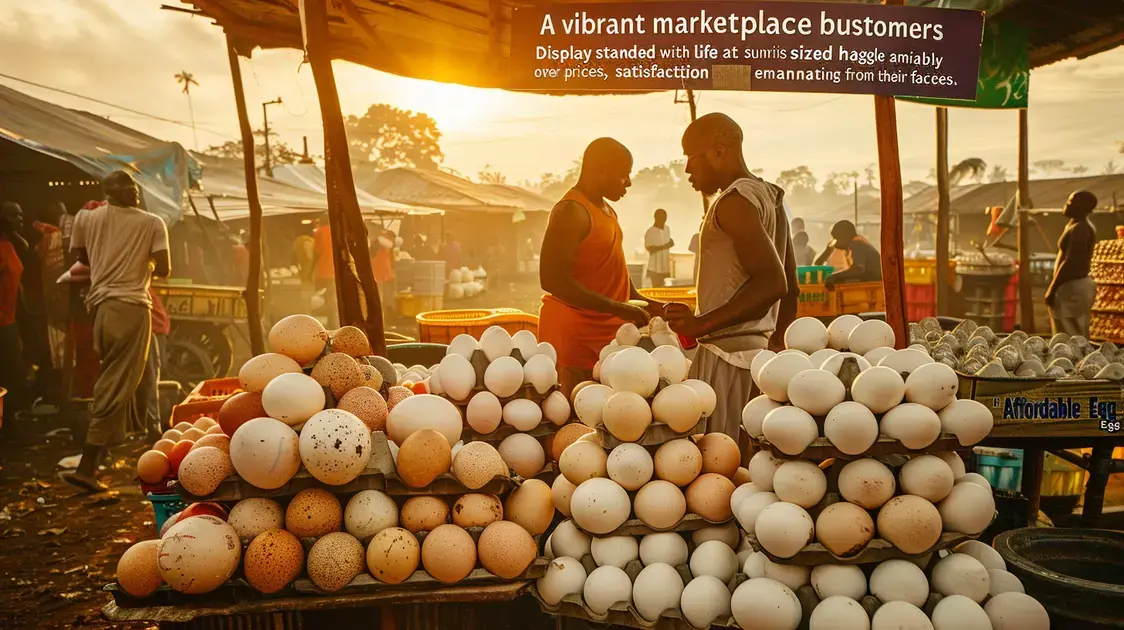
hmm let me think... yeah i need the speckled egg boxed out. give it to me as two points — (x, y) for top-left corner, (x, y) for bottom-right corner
(306, 532), (365, 591)
(285, 488), (342, 538)
(367, 527), (420, 584)
(229, 418), (301, 490)
(359, 364), (384, 390)
(504, 478), (555, 535)
(400, 496), (450, 533)
(244, 528), (304, 593)
(298, 409), (372, 486)
(177, 446), (233, 497)
(311, 352), (365, 399)
(452, 494), (504, 528)
(396, 429), (452, 489)
(116, 540), (164, 597)
(336, 386), (389, 432)
(686, 473), (736, 522)
(217, 391), (267, 436)
(452, 441), (509, 490)
(157, 515), (241, 594)
(421, 524), (478, 584)
(477, 520), (536, 579)
(228, 498), (285, 539)
(190, 434), (231, 455)
(269, 314), (329, 365)
(330, 326), (372, 357)
(386, 385), (414, 411)
(238, 353), (303, 393)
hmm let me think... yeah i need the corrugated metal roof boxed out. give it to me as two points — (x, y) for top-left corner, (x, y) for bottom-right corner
(359, 166), (552, 213)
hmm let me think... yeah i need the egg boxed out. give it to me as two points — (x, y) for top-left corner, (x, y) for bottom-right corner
(177, 446), (232, 497)
(987, 569), (1024, 596)
(386, 385), (413, 411)
(691, 539), (740, 582)
(551, 423), (594, 462)
(546, 473), (576, 517)
(955, 540), (1006, 571)
(365, 527), (420, 584)
(741, 395), (783, 438)
(306, 532), (365, 592)
(787, 369), (846, 416)
(152, 438), (177, 456)
(754, 502), (814, 559)
(560, 439), (608, 485)
(359, 364), (384, 390)
(452, 493), (503, 528)
(268, 314), (328, 364)
(422, 524), (478, 583)
(604, 347), (660, 397)
(400, 496), (450, 532)
(116, 540), (164, 597)
(205, 425), (225, 436)
(603, 443), (653, 491)
(850, 366), (906, 414)
(731, 482), (763, 515)
(823, 401), (879, 456)
(848, 319), (896, 355)
(228, 418), (300, 490)
(452, 441), (509, 489)
(697, 433), (740, 479)
(385, 394), (463, 447)
(653, 439), (703, 486)
(137, 450), (171, 484)
(524, 354), (558, 395)
(681, 379), (717, 417)
(646, 346), (685, 384)
(157, 515), (241, 594)
(478, 520), (537, 579)
(336, 386), (390, 432)
(938, 481), (996, 535)
(785, 317), (830, 353)
(838, 459), (896, 509)
(985, 591), (1050, 630)
(815, 502), (874, 557)
(261, 374), (325, 427)
(756, 353), (814, 402)
(881, 403), (942, 450)
(508, 329), (537, 360)
(938, 399), (994, 447)
(826, 315), (863, 350)
(537, 557), (587, 606)
(447, 334), (479, 359)
(504, 478), (555, 535)
(343, 490), (398, 542)
(180, 428), (206, 443)
(480, 326), (514, 362)
(773, 461), (827, 509)
(217, 391), (268, 435)
(877, 495), (942, 554)
(591, 536), (639, 569)
(243, 528), (303, 594)
(730, 578), (801, 630)
(634, 480), (687, 529)
(599, 393), (650, 443)
(762, 406), (819, 456)
(167, 440), (194, 475)
(541, 520), (585, 561)
(633, 563), (685, 621)
(570, 477), (631, 535)
(686, 473), (736, 522)
(811, 564), (867, 601)
(284, 488), (342, 538)
(326, 325), (370, 357)
(938, 451), (967, 479)
(392, 429), (450, 489)
(878, 348), (933, 375)
(574, 384), (613, 427)
(931, 594), (990, 630)
(497, 433), (546, 479)
(809, 348), (839, 369)
(869, 559), (930, 607)
(298, 409), (372, 486)
(484, 356), (524, 398)
(900, 455), (955, 503)
(821, 352), (874, 376)
(809, 596), (869, 630)
(502, 398), (543, 432)
(679, 575), (733, 627)
(639, 532), (689, 565)
(190, 433), (231, 455)
(311, 352), (365, 399)
(437, 353), (476, 401)
(747, 450), (783, 492)
(931, 553), (990, 602)
(583, 565), (634, 615)
(870, 601), (932, 630)
(227, 498), (284, 540)
(958, 472), (992, 491)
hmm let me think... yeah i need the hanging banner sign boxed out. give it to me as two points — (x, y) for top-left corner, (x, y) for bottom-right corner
(898, 20), (1028, 109)
(509, 1), (985, 99)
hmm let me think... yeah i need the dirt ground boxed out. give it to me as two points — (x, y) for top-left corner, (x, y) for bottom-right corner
(0, 413), (153, 630)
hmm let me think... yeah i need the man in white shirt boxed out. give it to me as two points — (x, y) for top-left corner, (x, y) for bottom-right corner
(644, 209), (674, 288)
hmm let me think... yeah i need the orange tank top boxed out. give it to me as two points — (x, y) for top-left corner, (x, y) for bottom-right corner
(539, 189), (631, 370)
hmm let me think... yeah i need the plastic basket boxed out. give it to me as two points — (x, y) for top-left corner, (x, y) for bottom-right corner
(974, 449), (1024, 492)
(183, 377), (242, 403)
(148, 492), (186, 534)
(835, 281), (885, 314)
(906, 283), (936, 323)
(638, 287), (697, 311)
(797, 266), (834, 285)
(797, 284), (833, 317)
(169, 396), (225, 429)
(416, 309), (539, 344)
(904, 259), (957, 286)
(1041, 452), (1086, 497)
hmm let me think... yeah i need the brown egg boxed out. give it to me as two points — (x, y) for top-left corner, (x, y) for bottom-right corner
(337, 386), (389, 432)
(634, 480), (687, 529)
(306, 532), (365, 592)
(205, 425), (226, 436)
(733, 467), (752, 486)
(386, 386), (414, 411)
(285, 488), (343, 538)
(177, 446), (233, 497)
(551, 423), (595, 462)
(686, 473), (736, 522)
(152, 439), (177, 456)
(421, 524), (477, 584)
(180, 427), (206, 443)
(137, 450), (171, 484)
(359, 364), (384, 390)
(269, 314), (329, 365)
(697, 433), (741, 479)
(173, 422), (194, 433)
(504, 479), (555, 536)
(193, 417), (218, 431)
(653, 439), (703, 486)
(366, 527), (420, 584)
(116, 540), (164, 597)
(452, 494), (504, 528)
(815, 502), (875, 557)
(451, 442), (509, 490)
(396, 429), (451, 489)
(311, 352), (365, 399)
(400, 496), (450, 533)
(218, 391), (267, 436)
(162, 429), (182, 442)
(330, 326), (372, 357)
(244, 528), (304, 593)
(477, 521), (536, 579)
(559, 440), (608, 486)
(190, 434), (231, 455)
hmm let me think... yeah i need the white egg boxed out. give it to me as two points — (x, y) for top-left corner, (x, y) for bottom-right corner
(446, 334), (479, 359)
(298, 409), (372, 485)
(730, 578), (801, 630)
(638, 532), (688, 566)
(680, 575), (732, 628)
(823, 401), (879, 455)
(651, 383), (703, 433)
(511, 329), (538, 361)
(261, 372), (326, 426)
(938, 399), (994, 447)
(681, 379), (717, 417)
(871, 601), (933, 630)
(437, 353), (476, 401)
(787, 369), (846, 416)
(985, 591), (1050, 630)
(551, 519), (592, 560)
(955, 540), (1006, 572)
(784, 317), (829, 353)
(756, 353), (814, 402)
(938, 482), (996, 535)
(650, 345), (689, 384)
(809, 596), (869, 630)
(762, 406), (819, 456)
(754, 502), (814, 559)
(605, 347), (660, 397)
(869, 559), (929, 607)
(905, 362), (959, 411)
(570, 478), (631, 535)
(574, 383), (613, 427)
(750, 350), (777, 384)
(811, 564), (867, 601)
(536, 557), (587, 606)
(762, 557), (810, 590)
(583, 565), (633, 615)
(484, 356), (524, 398)
(827, 315), (863, 350)
(958, 472), (992, 491)
(900, 455), (955, 503)
(730, 482), (762, 515)
(742, 395), (783, 438)
(987, 569), (1024, 596)
(523, 353), (558, 395)
(747, 450), (783, 491)
(938, 451), (967, 479)
(809, 348), (840, 369)
(502, 398), (542, 431)
(851, 366), (906, 414)
(606, 443), (654, 491)
(736, 491), (779, 535)
(864, 347), (895, 366)
(615, 323), (642, 346)
(591, 535), (639, 569)
(772, 461), (828, 509)
(542, 390), (571, 426)
(742, 551), (767, 578)
(480, 326), (514, 362)
(466, 391), (503, 434)
(600, 342), (624, 362)
(878, 348), (934, 376)
(931, 594), (990, 630)
(848, 319), (896, 356)
(880, 403), (942, 450)
(632, 563), (684, 622)
(931, 553), (990, 602)
(690, 540), (739, 582)
(428, 368), (443, 395)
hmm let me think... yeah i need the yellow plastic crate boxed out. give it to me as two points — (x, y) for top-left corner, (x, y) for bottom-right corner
(151, 283), (251, 322)
(905, 259), (957, 286)
(397, 294), (443, 319)
(416, 309), (539, 344)
(835, 282), (886, 314)
(797, 284), (833, 318)
(638, 287), (697, 311)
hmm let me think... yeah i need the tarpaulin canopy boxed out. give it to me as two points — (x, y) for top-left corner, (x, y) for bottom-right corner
(0, 83), (197, 225)
(270, 163), (419, 214)
(361, 167), (552, 214)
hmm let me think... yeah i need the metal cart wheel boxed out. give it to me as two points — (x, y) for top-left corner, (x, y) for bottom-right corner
(165, 323), (234, 389)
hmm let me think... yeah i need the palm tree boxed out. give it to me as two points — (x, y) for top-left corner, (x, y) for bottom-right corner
(949, 158), (987, 185)
(175, 70), (200, 150)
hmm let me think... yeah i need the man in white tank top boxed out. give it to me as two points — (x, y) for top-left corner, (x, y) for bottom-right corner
(666, 113), (799, 448)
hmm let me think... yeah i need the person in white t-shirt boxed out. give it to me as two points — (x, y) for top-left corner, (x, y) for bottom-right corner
(644, 209), (674, 288)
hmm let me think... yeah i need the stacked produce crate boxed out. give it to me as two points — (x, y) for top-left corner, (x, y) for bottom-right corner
(1091, 239), (1124, 343)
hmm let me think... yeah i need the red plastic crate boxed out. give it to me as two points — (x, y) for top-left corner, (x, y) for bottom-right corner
(184, 377), (242, 403)
(906, 283), (936, 322)
(1004, 272), (1019, 331)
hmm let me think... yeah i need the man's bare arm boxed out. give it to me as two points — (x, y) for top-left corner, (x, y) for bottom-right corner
(1047, 223), (1094, 299)
(540, 201), (632, 317)
(74, 247), (89, 267)
(152, 250), (171, 278)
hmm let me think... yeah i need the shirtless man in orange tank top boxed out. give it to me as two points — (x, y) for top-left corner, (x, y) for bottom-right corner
(539, 138), (664, 395)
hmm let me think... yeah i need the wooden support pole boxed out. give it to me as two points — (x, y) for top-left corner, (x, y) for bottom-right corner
(226, 35), (266, 356)
(304, 0), (387, 355)
(935, 107), (951, 317)
(874, 0), (907, 347)
(1018, 109), (1034, 332)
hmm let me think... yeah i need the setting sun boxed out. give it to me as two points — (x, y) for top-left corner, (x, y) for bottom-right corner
(384, 79), (516, 132)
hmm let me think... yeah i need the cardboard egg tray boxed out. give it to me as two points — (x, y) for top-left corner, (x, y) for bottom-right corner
(104, 578), (284, 609)
(749, 432), (965, 462)
(458, 417), (562, 445)
(572, 513), (733, 539)
(292, 557), (549, 595)
(593, 416), (707, 450)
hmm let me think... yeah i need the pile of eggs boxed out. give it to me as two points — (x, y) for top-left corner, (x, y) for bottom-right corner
(136, 417), (229, 492)
(571, 321), (717, 443)
(446, 266), (486, 300)
(742, 315), (994, 457)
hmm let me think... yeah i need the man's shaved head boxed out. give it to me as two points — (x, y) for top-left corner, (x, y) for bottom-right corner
(682, 113), (748, 195)
(684, 113), (744, 152)
(104, 170), (141, 208)
(578, 137), (633, 203)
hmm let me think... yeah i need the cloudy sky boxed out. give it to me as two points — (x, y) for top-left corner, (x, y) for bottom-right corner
(1, 0), (1122, 187)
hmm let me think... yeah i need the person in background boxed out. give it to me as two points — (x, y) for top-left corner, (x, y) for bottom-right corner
(644, 209), (674, 288)
(443, 231), (462, 273)
(32, 203), (67, 399)
(232, 230), (249, 284)
(539, 138), (663, 396)
(62, 171), (170, 493)
(792, 231), (816, 266)
(818, 220), (882, 289)
(688, 232), (700, 284)
(666, 113), (798, 443)
(371, 228), (397, 316)
(1046, 191), (1098, 337)
(136, 287), (169, 442)
(293, 224), (315, 286)
(0, 202), (27, 430)
(312, 215), (337, 326)
(791, 217), (805, 235)
(58, 202), (78, 257)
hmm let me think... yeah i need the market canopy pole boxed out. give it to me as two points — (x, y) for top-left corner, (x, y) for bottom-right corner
(225, 33), (266, 356)
(935, 107), (951, 317)
(875, 0), (907, 348)
(1018, 108), (1034, 332)
(303, 0), (387, 355)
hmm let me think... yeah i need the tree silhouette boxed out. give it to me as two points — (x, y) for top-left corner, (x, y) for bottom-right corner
(987, 165), (1008, 183)
(202, 129), (301, 171)
(949, 158), (988, 185)
(477, 165), (507, 184)
(345, 104), (443, 170)
(175, 70), (199, 150)
(1032, 159), (1067, 176)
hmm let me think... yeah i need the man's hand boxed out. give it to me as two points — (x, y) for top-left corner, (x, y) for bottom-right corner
(666, 302), (705, 339)
(824, 275), (837, 290)
(614, 302), (652, 327)
(668, 239), (675, 249)
(643, 300), (667, 319)
(767, 331), (786, 352)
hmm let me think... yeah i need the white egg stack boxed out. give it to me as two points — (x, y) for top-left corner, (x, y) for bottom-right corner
(446, 266), (486, 299)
